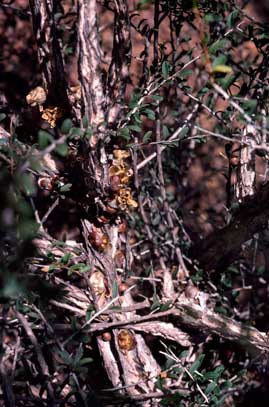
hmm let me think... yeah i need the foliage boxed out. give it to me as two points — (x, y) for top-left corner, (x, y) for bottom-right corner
(1, 0), (269, 406)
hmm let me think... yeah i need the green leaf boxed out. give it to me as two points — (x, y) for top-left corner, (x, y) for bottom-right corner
(70, 127), (84, 139)
(214, 306), (228, 315)
(56, 142), (68, 157)
(178, 69), (192, 79)
(162, 125), (170, 138)
(151, 294), (161, 310)
(112, 280), (118, 298)
(59, 350), (72, 365)
(64, 47), (74, 56)
(118, 127), (130, 137)
(220, 74), (237, 90)
(178, 350), (189, 359)
(152, 213), (161, 226)
(69, 263), (91, 273)
(205, 93), (214, 108)
(134, 113), (142, 124)
(227, 10), (239, 29)
(85, 128), (92, 139)
(204, 365), (225, 380)
(29, 157), (43, 172)
(1, 274), (26, 298)
(143, 131), (152, 143)
(78, 357), (94, 366)
(59, 183), (72, 193)
(179, 127), (189, 139)
(38, 130), (53, 150)
(189, 354), (205, 375)
(117, 127), (131, 141)
(204, 13), (221, 23)
(209, 39), (228, 54)
(205, 382), (218, 395)
(73, 346), (83, 366)
(145, 265), (153, 276)
(151, 95), (163, 102)
(241, 99), (257, 114)
(160, 301), (172, 311)
(143, 108), (155, 120)
(0, 113), (6, 122)
(60, 252), (72, 265)
(54, 12), (62, 21)
(129, 124), (141, 133)
(16, 199), (32, 216)
(129, 92), (141, 108)
(162, 61), (171, 79)
(212, 55), (227, 68)
(61, 118), (72, 134)
(198, 87), (210, 96)
(216, 395), (230, 405)
(20, 173), (37, 196)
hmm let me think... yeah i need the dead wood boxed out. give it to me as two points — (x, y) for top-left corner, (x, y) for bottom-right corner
(77, 0), (106, 129)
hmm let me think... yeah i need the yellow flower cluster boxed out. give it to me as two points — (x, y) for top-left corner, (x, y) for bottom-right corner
(26, 86), (63, 128)
(109, 149), (137, 211)
(41, 106), (64, 128)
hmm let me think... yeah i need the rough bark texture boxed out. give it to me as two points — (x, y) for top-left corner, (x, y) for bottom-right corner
(176, 302), (269, 357)
(77, 0), (106, 128)
(21, 2), (269, 403)
(29, 0), (70, 108)
(236, 124), (256, 200)
(76, 2), (161, 398)
(107, 0), (131, 124)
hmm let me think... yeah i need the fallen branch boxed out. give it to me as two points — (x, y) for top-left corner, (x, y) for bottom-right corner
(98, 388), (190, 404)
(88, 300), (269, 357)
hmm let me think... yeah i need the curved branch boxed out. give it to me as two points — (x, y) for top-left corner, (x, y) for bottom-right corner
(191, 183), (269, 270)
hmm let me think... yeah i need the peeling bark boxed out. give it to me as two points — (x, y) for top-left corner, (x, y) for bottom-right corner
(77, 0), (106, 129)
(236, 124), (256, 200)
(177, 301), (269, 357)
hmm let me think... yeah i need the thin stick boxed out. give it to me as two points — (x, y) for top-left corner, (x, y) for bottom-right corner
(137, 104), (199, 170)
(41, 197), (59, 224)
(15, 310), (55, 400)
(62, 284), (137, 346)
(155, 102), (189, 277)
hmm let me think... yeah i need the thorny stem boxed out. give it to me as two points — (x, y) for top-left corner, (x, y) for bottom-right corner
(155, 101), (189, 277)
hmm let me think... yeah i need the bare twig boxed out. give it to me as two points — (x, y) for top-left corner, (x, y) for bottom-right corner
(99, 388), (190, 403)
(212, 83), (253, 125)
(120, 56), (201, 129)
(155, 101), (189, 277)
(14, 310), (55, 400)
(41, 197), (59, 224)
(137, 104), (199, 170)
